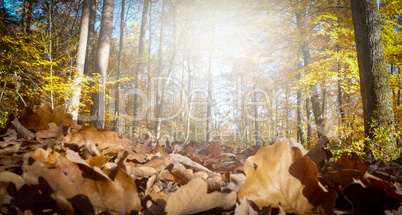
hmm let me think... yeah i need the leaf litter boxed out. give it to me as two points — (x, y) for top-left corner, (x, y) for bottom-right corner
(0, 102), (400, 214)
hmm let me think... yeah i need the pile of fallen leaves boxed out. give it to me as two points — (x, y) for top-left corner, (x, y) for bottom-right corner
(0, 103), (401, 214)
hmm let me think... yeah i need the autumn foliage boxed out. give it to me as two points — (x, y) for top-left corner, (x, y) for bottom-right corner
(0, 103), (401, 214)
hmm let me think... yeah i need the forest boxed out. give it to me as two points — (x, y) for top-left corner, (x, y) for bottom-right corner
(0, 0), (401, 214)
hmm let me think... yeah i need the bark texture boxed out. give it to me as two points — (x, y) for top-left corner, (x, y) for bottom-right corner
(91, 0), (114, 128)
(71, 0), (91, 120)
(350, 0), (395, 142)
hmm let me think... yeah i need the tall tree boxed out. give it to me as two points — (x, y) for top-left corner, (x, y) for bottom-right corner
(350, 0), (396, 152)
(206, 48), (213, 142)
(155, 1), (176, 139)
(83, 0), (97, 76)
(114, 0), (125, 132)
(91, 0), (115, 128)
(253, 68), (260, 145)
(133, 0), (150, 128)
(70, 0), (91, 120)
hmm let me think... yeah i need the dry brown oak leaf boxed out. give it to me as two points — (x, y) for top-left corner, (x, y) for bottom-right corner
(165, 178), (236, 215)
(62, 125), (129, 150)
(18, 102), (81, 131)
(238, 141), (335, 214)
(22, 154), (142, 214)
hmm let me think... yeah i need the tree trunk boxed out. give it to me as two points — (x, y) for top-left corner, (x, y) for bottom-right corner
(350, 0), (396, 149)
(155, 2), (175, 139)
(295, 11), (306, 144)
(83, 0), (96, 76)
(311, 85), (325, 139)
(206, 49), (213, 142)
(71, 0), (91, 120)
(114, 0), (125, 132)
(253, 69), (260, 145)
(91, 0), (114, 128)
(146, 0), (153, 127)
(306, 97), (312, 147)
(185, 52), (193, 141)
(133, 0), (150, 128)
(48, 0), (54, 109)
(296, 57), (305, 144)
(156, 0), (165, 112)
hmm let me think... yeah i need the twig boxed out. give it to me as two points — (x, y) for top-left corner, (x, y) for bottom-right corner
(11, 118), (35, 140)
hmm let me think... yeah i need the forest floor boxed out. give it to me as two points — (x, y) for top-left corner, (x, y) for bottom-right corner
(0, 103), (401, 214)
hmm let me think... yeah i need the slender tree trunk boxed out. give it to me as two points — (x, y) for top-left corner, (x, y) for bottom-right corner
(338, 65), (345, 122)
(48, 1), (54, 109)
(285, 84), (290, 137)
(84, 0), (96, 76)
(311, 85), (325, 139)
(155, 2), (175, 138)
(133, 0), (150, 128)
(295, 11), (306, 144)
(253, 68), (260, 145)
(91, 0), (114, 128)
(350, 0), (396, 150)
(206, 48), (213, 142)
(296, 61), (305, 144)
(71, 0), (91, 120)
(306, 97), (312, 147)
(185, 52), (193, 141)
(156, 0), (165, 111)
(114, 0), (125, 132)
(146, 0), (153, 127)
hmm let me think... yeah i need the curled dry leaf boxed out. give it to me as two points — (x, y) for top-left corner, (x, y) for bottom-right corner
(289, 147), (337, 214)
(145, 192), (168, 215)
(11, 118), (35, 140)
(22, 155), (142, 213)
(222, 173), (246, 193)
(305, 137), (329, 168)
(0, 143), (21, 156)
(165, 178), (236, 215)
(126, 164), (158, 178)
(35, 122), (61, 140)
(170, 154), (218, 177)
(0, 171), (25, 190)
(62, 125), (129, 150)
(334, 152), (369, 172)
(234, 196), (258, 215)
(321, 169), (365, 188)
(18, 102), (81, 131)
(206, 141), (223, 158)
(171, 168), (208, 185)
(238, 141), (314, 214)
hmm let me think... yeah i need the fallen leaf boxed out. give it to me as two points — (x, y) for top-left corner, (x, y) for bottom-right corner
(334, 152), (369, 172)
(322, 169), (365, 188)
(206, 141), (223, 158)
(305, 137), (329, 169)
(144, 192), (168, 215)
(165, 178), (236, 215)
(11, 118), (35, 140)
(238, 141), (314, 213)
(234, 196), (258, 215)
(222, 173), (246, 193)
(289, 147), (337, 214)
(22, 155), (142, 213)
(170, 154), (218, 177)
(18, 102), (81, 131)
(0, 171), (25, 190)
(35, 123), (61, 140)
